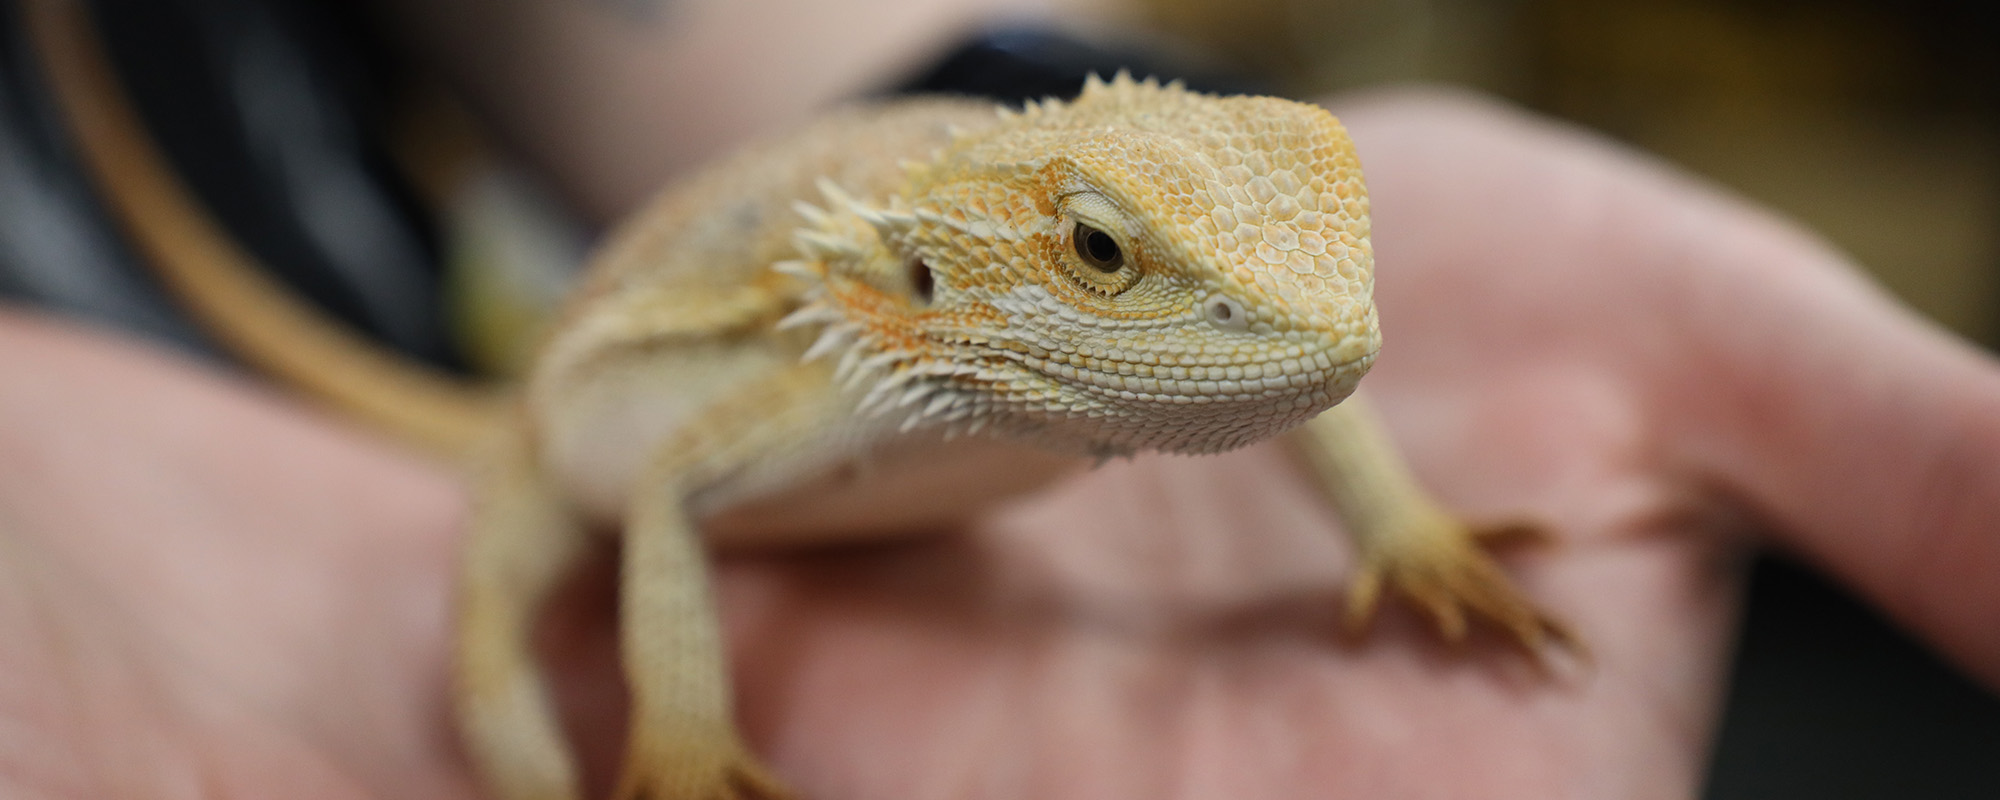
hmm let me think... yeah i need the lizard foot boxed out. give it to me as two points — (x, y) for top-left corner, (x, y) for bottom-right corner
(1343, 512), (1579, 658)
(614, 731), (795, 800)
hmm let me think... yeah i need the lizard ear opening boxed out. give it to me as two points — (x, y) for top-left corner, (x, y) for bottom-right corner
(908, 258), (936, 305)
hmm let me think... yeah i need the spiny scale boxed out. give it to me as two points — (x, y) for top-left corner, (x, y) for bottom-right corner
(749, 76), (1375, 459)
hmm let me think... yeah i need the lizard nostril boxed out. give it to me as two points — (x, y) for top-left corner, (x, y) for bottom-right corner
(1204, 293), (1248, 332)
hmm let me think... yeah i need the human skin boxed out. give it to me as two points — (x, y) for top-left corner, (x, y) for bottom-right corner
(1, 91), (1997, 799)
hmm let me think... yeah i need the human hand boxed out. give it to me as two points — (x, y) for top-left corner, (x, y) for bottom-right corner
(711, 90), (2000, 799)
(0, 311), (476, 800)
(5, 89), (1996, 800)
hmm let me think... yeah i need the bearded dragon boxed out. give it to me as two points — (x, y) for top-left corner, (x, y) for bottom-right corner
(445, 74), (1570, 799)
(31, 21), (1569, 795)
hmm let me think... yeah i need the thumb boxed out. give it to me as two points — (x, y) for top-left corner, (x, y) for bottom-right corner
(1665, 212), (2000, 687)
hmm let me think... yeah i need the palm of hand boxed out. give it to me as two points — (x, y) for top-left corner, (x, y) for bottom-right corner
(3, 92), (1973, 799)
(720, 93), (1755, 800)
(0, 313), (471, 799)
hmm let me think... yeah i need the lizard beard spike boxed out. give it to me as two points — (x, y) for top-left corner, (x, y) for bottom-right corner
(777, 176), (969, 436)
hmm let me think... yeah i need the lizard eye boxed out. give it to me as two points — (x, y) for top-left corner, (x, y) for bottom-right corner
(1072, 222), (1124, 272)
(1057, 195), (1140, 296)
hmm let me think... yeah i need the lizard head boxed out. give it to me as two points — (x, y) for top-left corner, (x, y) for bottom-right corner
(780, 73), (1377, 456)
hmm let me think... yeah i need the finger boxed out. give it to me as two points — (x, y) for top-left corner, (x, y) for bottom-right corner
(1332, 91), (2000, 688)
(1659, 204), (2000, 688)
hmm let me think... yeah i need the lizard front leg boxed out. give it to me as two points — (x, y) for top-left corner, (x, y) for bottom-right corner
(614, 366), (846, 800)
(457, 427), (594, 800)
(1290, 392), (1573, 653)
(617, 459), (791, 800)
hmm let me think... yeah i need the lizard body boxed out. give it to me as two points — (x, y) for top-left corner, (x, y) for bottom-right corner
(23, 21), (1568, 794)
(457, 75), (1567, 800)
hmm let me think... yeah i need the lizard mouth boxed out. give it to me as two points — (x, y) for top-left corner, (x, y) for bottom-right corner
(1014, 328), (1376, 455)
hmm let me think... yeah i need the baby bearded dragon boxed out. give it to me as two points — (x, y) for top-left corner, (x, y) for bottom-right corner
(26, 11), (1559, 797)
(458, 74), (1567, 800)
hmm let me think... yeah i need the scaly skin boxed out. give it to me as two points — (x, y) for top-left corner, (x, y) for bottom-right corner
(771, 78), (1377, 456)
(448, 74), (1568, 800)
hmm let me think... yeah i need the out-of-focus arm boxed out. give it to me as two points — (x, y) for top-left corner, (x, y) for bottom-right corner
(386, 0), (1133, 223)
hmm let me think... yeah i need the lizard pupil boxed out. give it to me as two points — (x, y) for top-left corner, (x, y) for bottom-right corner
(1074, 223), (1124, 272)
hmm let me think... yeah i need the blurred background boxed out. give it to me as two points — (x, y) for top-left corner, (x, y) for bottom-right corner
(3, 0), (1997, 795)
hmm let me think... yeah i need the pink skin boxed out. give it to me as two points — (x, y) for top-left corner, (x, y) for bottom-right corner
(1, 91), (1996, 799)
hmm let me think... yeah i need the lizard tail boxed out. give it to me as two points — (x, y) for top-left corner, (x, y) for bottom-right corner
(24, 0), (501, 459)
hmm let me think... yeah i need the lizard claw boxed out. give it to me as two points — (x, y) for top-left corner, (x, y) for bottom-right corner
(615, 731), (796, 800)
(1344, 516), (1580, 660)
